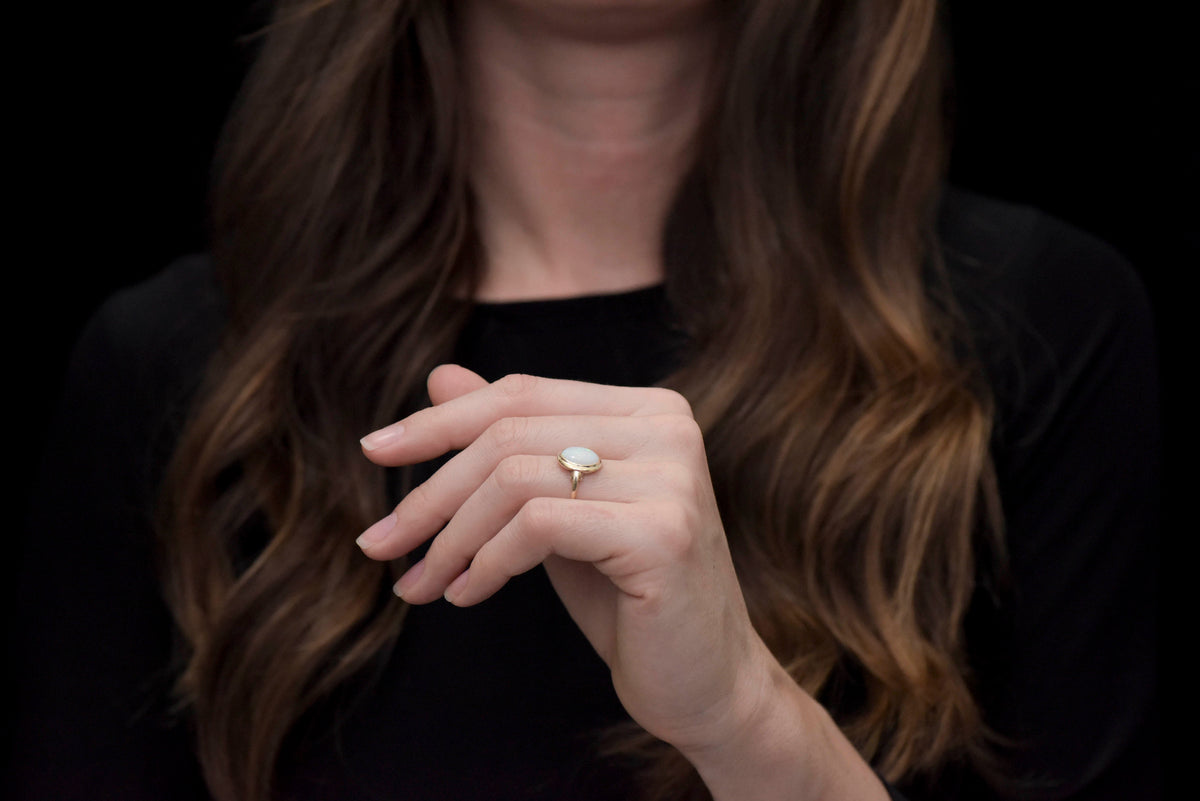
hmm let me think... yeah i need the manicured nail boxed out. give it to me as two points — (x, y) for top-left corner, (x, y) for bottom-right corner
(393, 558), (426, 599)
(444, 570), (470, 605)
(356, 514), (396, 550)
(361, 424), (405, 451)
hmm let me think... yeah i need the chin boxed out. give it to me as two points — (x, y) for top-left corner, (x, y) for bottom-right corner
(477, 0), (719, 39)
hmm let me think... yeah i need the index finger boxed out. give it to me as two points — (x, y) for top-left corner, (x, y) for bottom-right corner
(360, 370), (691, 466)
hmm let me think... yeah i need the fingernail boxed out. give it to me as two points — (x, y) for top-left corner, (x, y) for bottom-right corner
(356, 514), (396, 550)
(444, 570), (470, 604)
(361, 424), (405, 451)
(393, 558), (426, 599)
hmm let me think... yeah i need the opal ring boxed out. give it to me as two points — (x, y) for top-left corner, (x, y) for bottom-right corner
(557, 447), (602, 499)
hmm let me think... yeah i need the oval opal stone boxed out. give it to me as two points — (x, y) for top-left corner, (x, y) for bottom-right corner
(560, 446), (600, 468)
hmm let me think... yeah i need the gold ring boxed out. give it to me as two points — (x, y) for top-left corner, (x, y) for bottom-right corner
(557, 447), (602, 499)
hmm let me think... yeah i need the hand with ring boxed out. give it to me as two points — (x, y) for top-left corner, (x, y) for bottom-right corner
(354, 365), (881, 797)
(355, 367), (773, 756)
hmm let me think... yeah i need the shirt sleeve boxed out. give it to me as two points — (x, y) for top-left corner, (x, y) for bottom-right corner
(941, 205), (1161, 800)
(7, 258), (220, 800)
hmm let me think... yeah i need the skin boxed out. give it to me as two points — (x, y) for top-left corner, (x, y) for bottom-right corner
(460, 0), (717, 300)
(357, 2), (890, 798)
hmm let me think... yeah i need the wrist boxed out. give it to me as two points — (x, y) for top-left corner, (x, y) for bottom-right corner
(676, 643), (887, 801)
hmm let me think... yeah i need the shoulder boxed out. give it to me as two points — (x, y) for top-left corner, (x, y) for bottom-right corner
(937, 186), (1152, 340)
(72, 254), (226, 414)
(48, 255), (227, 501)
(935, 188), (1157, 441)
(83, 254), (225, 382)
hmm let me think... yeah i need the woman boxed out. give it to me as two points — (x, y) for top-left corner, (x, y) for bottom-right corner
(11, 0), (1159, 799)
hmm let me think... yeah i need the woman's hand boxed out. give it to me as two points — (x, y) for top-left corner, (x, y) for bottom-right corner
(355, 365), (887, 800)
(356, 365), (769, 749)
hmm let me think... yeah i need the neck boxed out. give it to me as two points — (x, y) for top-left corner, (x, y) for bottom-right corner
(458, 1), (719, 301)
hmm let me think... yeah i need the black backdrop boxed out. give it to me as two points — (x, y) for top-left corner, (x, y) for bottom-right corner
(13, 0), (1189, 786)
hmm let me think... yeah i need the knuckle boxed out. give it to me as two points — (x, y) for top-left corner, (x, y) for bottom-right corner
(654, 460), (694, 494)
(518, 496), (561, 534)
(495, 373), (540, 401)
(647, 387), (694, 416)
(652, 503), (695, 557)
(485, 415), (531, 451)
(660, 413), (705, 452)
(492, 454), (542, 493)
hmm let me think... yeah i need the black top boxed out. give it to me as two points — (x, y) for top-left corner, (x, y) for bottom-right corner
(8, 189), (1160, 800)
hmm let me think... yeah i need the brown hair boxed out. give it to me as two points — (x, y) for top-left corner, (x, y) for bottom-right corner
(160, 1), (1002, 799)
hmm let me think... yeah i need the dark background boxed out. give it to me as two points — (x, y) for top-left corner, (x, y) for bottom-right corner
(13, 0), (1189, 786)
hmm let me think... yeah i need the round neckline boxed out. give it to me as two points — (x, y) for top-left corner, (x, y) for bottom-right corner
(469, 282), (666, 314)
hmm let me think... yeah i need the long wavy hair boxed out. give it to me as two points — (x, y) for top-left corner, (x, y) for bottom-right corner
(159, 1), (1003, 799)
